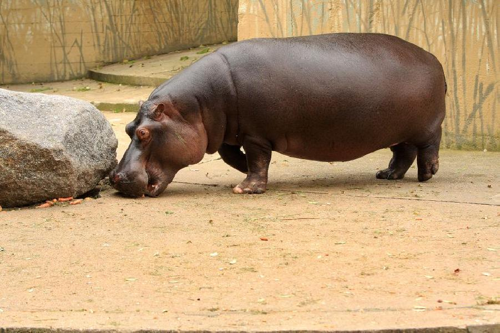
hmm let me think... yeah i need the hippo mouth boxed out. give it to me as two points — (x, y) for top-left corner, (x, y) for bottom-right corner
(145, 178), (161, 197)
(144, 166), (171, 197)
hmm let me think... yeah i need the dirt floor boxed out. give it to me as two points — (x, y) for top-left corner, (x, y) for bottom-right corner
(0, 112), (498, 331)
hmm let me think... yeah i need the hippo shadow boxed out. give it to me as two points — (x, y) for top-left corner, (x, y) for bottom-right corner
(151, 169), (446, 197)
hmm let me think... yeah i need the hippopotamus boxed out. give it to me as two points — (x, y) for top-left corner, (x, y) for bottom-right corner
(109, 33), (446, 197)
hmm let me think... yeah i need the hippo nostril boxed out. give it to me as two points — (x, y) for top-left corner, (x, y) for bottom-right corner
(109, 171), (125, 186)
(113, 173), (124, 184)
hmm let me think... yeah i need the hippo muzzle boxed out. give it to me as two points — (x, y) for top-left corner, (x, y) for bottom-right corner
(109, 136), (173, 198)
(109, 163), (172, 198)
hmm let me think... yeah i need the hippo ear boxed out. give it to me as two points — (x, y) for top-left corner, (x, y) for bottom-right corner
(152, 103), (165, 120)
(138, 100), (144, 108)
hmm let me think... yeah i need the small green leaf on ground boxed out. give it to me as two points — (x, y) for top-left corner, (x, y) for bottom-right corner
(165, 211), (174, 215)
(180, 56), (189, 61)
(30, 87), (53, 93)
(197, 48), (210, 54)
(75, 86), (91, 92)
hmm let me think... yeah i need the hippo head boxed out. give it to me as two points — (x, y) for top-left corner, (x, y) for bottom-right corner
(109, 99), (208, 197)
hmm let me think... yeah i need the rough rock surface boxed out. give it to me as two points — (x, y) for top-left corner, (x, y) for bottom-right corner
(0, 88), (117, 207)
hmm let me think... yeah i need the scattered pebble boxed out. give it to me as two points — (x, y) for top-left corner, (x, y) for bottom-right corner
(210, 252), (218, 257)
(229, 259), (237, 265)
(36, 201), (53, 209)
(260, 237), (268, 241)
(70, 199), (83, 205)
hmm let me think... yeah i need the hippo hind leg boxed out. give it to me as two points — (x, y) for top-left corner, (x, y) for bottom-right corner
(218, 143), (248, 173)
(376, 143), (418, 180)
(415, 128), (441, 182)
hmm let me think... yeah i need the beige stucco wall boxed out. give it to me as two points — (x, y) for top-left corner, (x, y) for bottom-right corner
(0, 0), (238, 85)
(238, 0), (499, 151)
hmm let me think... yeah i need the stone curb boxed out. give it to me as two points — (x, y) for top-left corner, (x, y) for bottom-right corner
(87, 43), (227, 88)
(1, 325), (499, 333)
(88, 70), (167, 88)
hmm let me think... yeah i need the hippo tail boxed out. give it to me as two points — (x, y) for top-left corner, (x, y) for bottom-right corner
(444, 77), (448, 95)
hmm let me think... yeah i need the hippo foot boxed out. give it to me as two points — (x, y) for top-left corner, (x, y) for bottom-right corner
(376, 168), (405, 180)
(233, 178), (267, 194)
(418, 160), (439, 182)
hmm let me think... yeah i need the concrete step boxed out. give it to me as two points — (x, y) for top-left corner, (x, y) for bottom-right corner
(88, 43), (226, 87)
(3, 79), (153, 113)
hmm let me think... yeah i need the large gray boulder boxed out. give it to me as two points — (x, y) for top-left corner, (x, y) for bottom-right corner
(0, 88), (117, 207)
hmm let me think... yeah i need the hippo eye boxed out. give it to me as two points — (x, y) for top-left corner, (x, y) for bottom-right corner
(136, 128), (150, 141)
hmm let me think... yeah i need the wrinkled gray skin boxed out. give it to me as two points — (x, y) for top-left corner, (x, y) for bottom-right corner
(110, 33), (446, 197)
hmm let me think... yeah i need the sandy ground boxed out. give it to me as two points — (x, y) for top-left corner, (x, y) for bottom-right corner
(0, 112), (498, 331)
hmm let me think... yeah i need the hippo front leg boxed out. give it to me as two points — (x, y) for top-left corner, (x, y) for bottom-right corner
(233, 136), (272, 194)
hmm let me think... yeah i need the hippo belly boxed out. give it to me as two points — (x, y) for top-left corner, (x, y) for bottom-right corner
(222, 34), (445, 164)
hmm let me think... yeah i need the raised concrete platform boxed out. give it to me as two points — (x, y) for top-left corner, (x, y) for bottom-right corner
(88, 43), (226, 87)
(3, 79), (152, 113)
